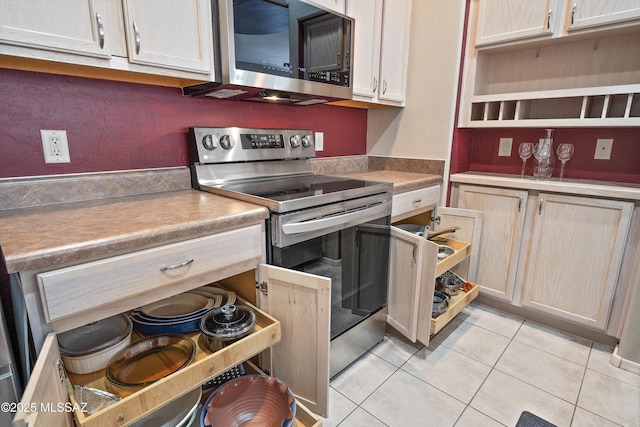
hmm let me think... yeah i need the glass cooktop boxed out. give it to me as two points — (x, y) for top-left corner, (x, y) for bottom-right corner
(210, 174), (391, 213)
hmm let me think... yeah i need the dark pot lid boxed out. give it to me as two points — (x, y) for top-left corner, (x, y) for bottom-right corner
(200, 304), (257, 339)
(58, 314), (132, 356)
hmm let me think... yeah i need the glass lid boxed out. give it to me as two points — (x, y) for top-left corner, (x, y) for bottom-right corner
(200, 304), (257, 339)
(58, 314), (133, 357)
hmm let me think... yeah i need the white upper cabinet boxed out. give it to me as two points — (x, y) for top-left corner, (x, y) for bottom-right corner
(0, 0), (214, 80)
(475, 0), (555, 46)
(347, 0), (382, 101)
(568, 0), (640, 31)
(346, 0), (412, 106)
(0, 0), (111, 58)
(121, 0), (213, 74)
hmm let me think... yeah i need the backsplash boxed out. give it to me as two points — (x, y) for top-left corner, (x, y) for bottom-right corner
(0, 69), (367, 179)
(465, 128), (640, 184)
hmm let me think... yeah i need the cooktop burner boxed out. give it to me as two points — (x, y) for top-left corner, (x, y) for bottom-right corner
(222, 175), (368, 201)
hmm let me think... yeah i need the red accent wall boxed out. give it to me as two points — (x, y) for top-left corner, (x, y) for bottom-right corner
(467, 128), (640, 184)
(0, 69), (367, 178)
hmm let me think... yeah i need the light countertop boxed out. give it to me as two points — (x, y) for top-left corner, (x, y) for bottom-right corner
(450, 172), (640, 201)
(336, 170), (441, 194)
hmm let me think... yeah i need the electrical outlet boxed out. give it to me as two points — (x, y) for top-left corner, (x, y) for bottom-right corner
(315, 132), (324, 151)
(41, 130), (70, 163)
(594, 138), (613, 160)
(498, 137), (512, 156)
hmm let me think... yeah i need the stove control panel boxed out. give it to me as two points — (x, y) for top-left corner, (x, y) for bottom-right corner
(190, 127), (315, 163)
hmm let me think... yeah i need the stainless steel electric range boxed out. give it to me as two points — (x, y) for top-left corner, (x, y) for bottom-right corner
(190, 127), (392, 378)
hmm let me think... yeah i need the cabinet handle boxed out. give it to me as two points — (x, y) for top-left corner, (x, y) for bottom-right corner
(133, 21), (141, 54)
(538, 198), (544, 215)
(96, 13), (104, 49)
(336, 51), (340, 64)
(412, 243), (418, 263)
(372, 77), (378, 93)
(160, 259), (194, 271)
(547, 9), (552, 30)
(382, 79), (387, 95)
(571, 4), (577, 25)
(412, 199), (422, 208)
(518, 196), (523, 212)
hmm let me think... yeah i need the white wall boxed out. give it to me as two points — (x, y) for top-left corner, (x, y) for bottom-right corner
(366, 0), (466, 161)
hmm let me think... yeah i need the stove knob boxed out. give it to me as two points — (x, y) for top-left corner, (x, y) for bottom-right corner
(202, 134), (218, 150)
(290, 135), (301, 148)
(301, 135), (312, 148)
(220, 135), (234, 150)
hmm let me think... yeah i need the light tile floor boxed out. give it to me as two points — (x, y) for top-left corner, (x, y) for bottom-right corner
(323, 302), (640, 427)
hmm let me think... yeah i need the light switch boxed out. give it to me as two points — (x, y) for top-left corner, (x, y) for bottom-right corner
(594, 138), (613, 160)
(498, 138), (512, 157)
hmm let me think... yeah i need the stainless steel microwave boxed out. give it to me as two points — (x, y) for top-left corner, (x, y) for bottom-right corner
(184, 0), (354, 105)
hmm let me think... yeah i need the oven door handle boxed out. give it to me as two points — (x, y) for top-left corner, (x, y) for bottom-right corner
(281, 201), (390, 235)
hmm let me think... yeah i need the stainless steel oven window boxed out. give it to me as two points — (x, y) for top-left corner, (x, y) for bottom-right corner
(269, 216), (390, 340)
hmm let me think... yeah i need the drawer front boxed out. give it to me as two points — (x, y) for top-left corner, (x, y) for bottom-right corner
(37, 225), (263, 322)
(391, 186), (440, 221)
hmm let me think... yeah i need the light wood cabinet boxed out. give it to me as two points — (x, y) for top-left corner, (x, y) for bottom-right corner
(460, 0), (640, 127)
(387, 201), (482, 346)
(568, 0), (640, 31)
(454, 183), (634, 331)
(13, 225), (325, 426)
(346, 0), (412, 106)
(0, 0), (213, 79)
(475, 0), (555, 46)
(520, 193), (633, 330)
(456, 185), (528, 302)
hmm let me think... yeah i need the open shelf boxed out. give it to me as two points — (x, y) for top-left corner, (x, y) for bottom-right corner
(460, 28), (640, 127)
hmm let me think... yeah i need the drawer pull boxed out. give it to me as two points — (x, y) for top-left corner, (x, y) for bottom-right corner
(412, 199), (422, 207)
(160, 259), (194, 271)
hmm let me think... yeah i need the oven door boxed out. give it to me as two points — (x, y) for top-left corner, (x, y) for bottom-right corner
(269, 195), (391, 340)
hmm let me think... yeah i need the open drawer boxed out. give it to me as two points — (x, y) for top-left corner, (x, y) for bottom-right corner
(13, 300), (281, 427)
(431, 282), (479, 336)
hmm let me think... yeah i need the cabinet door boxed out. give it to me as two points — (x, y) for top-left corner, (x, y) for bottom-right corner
(433, 206), (483, 283)
(475, 0), (555, 46)
(13, 334), (73, 427)
(521, 193), (633, 330)
(378, 0), (412, 105)
(347, 0), (383, 100)
(0, 0), (110, 58)
(457, 185), (528, 302)
(256, 264), (331, 418)
(387, 227), (433, 344)
(121, 0), (213, 74)
(569, 0), (640, 30)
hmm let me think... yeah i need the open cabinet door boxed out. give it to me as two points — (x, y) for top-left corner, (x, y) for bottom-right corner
(386, 227), (431, 343)
(13, 334), (73, 427)
(256, 264), (331, 418)
(433, 207), (483, 282)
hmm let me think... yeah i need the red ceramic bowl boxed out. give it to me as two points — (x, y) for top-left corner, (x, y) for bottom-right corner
(200, 374), (296, 427)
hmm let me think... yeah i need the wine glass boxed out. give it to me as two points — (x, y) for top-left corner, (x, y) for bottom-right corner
(556, 143), (574, 181)
(518, 142), (534, 178)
